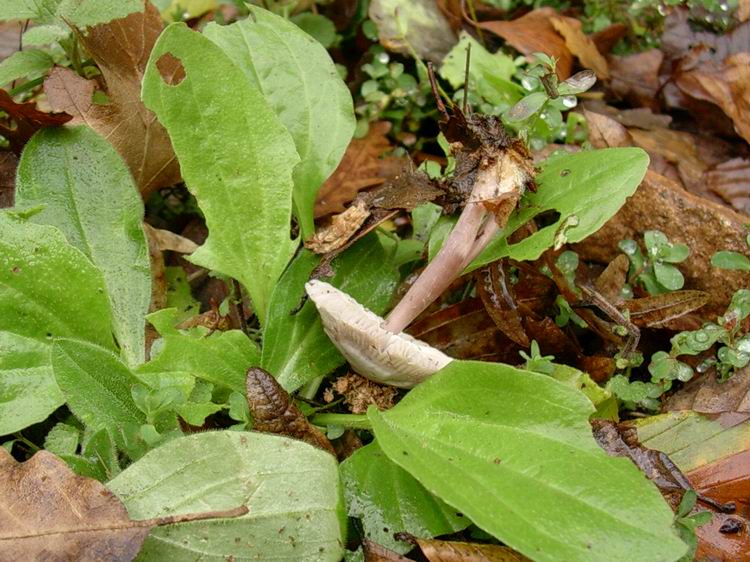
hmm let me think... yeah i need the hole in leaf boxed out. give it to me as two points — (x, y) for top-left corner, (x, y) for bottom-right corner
(156, 53), (186, 86)
(535, 209), (562, 228)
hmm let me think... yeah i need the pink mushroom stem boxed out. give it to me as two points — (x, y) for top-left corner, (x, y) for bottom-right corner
(384, 200), (489, 333)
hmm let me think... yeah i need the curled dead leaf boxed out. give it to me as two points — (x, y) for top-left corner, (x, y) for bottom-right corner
(305, 199), (371, 254)
(396, 533), (531, 561)
(143, 223), (199, 254)
(246, 367), (335, 454)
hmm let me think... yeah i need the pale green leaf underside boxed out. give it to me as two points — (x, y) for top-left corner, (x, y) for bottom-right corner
(369, 361), (686, 562)
(17, 126), (151, 366)
(341, 441), (468, 554)
(261, 233), (398, 392)
(52, 339), (145, 451)
(205, 5), (355, 237)
(142, 23), (299, 325)
(108, 431), (345, 562)
(470, 148), (649, 270)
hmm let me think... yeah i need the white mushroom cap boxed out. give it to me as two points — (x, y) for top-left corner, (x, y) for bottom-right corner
(305, 280), (453, 388)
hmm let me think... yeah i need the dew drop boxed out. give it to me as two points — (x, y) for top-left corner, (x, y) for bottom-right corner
(562, 95), (577, 108)
(377, 52), (390, 64)
(620, 240), (638, 255)
(521, 76), (538, 91)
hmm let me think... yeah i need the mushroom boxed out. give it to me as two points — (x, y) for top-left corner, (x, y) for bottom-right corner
(307, 78), (536, 387)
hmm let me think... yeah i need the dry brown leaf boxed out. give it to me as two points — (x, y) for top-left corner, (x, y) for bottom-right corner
(0, 449), (247, 561)
(0, 151), (16, 208)
(666, 366), (750, 414)
(0, 90), (72, 154)
(478, 8), (573, 79)
(246, 367), (335, 454)
(608, 49), (663, 111)
(740, 0), (750, 22)
(305, 199), (371, 254)
(45, 2), (180, 197)
(475, 263), (529, 347)
(407, 536), (531, 562)
(574, 170), (750, 318)
(676, 53), (750, 144)
(363, 539), (412, 562)
(550, 16), (609, 79)
(143, 223), (199, 254)
(590, 23), (628, 55)
(314, 121), (404, 218)
(593, 254), (629, 302)
(0, 21), (23, 60)
(582, 108), (633, 148)
(707, 158), (750, 215)
(621, 290), (709, 329)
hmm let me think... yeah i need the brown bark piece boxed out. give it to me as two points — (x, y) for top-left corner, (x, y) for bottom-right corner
(246, 367), (335, 455)
(573, 170), (750, 318)
(45, 2), (181, 197)
(478, 8), (573, 79)
(331, 372), (398, 414)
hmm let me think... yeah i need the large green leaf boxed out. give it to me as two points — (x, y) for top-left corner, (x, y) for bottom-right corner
(107, 430), (345, 562)
(0, 332), (62, 435)
(341, 441), (468, 554)
(142, 23), (299, 325)
(204, 6), (355, 238)
(52, 339), (145, 451)
(470, 148), (649, 270)
(17, 126), (150, 366)
(369, 361), (687, 562)
(262, 233), (399, 392)
(137, 310), (261, 394)
(0, 214), (114, 434)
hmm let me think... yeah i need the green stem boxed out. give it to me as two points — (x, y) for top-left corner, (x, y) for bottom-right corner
(13, 433), (40, 453)
(310, 413), (371, 430)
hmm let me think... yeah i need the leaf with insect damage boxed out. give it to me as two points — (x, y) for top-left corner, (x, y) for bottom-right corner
(204, 5), (355, 238)
(0, 448), (247, 562)
(142, 23), (299, 325)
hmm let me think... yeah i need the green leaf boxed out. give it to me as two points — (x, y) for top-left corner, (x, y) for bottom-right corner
(21, 24), (69, 46)
(341, 441), (468, 554)
(440, 32), (521, 107)
(0, 213), (114, 347)
(0, 0), (142, 26)
(0, 332), (63, 435)
(368, 361), (687, 562)
(290, 12), (338, 48)
(43, 422), (81, 455)
(654, 262), (684, 291)
(17, 126), (151, 366)
(471, 148), (649, 270)
(142, 23), (300, 325)
(506, 92), (547, 122)
(0, 214), (114, 433)
(164, 266), (200, 323)
(138, 318), (260, 395)
(51, 339), (145, 452)
(204, 6), (355, 238)
(0, 49), (54, 88)
(107, 431), (345, 562)
(711, 250), (750, 271)
(262, 233), (399, 392)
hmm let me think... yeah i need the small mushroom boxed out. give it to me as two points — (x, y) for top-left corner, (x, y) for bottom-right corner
(305, 280), (452, 388)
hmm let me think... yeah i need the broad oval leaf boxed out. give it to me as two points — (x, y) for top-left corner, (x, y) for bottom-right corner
(107, 430), (346, 562)
(142, 23), (300, 325)
(0, 49), (54, 88)
(0, 214), (114, 433)
(52, 339), (145, 453)
(0, 213), (114, 348)
(341, 441), (468, 554)
(0, 332), (62, 435)
(261, 233), (399, 392)
(17, 126), (151, 366)
(204, 6), (355, 238)
(471, 148), (649, 270)
(368, 361), (687, 562)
